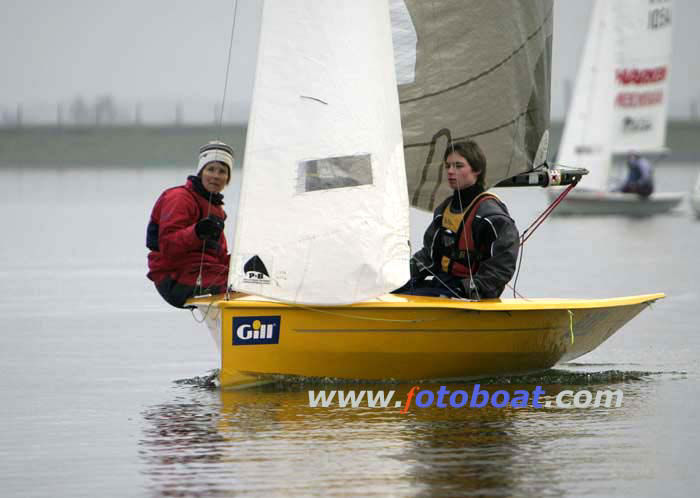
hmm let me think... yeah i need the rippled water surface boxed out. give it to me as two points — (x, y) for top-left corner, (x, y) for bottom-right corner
(1, 164), (699, 497)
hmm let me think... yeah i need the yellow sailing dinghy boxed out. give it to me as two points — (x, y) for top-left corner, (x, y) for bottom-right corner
(190, 293), (663, 389)
(188, 1), (663, 389)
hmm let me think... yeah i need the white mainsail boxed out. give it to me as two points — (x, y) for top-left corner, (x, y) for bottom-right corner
(610, 0), (673, 154)
(230, 0), (410, 305)
(557, 0), (673, 191)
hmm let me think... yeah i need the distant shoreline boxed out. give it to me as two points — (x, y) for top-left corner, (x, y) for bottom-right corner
(0, 125), (247, 167)
(1, 121), (698, 166)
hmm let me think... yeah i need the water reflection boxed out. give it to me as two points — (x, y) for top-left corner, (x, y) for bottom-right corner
(139, 372), (661, 496)
(140, 394), (229, 496)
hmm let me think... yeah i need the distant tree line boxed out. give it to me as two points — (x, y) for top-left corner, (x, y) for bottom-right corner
(0, 96), (248, 127)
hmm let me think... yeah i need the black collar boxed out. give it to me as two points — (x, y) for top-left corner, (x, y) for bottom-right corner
(450, 184), (484, 211)
(188, 175), (225, 205)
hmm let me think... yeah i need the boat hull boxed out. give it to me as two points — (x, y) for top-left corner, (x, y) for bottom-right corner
(691, 185), (700, 218)
(692, 195), (700, 218)
(190, 293), (663, 389)
(549, 190), (683, 216)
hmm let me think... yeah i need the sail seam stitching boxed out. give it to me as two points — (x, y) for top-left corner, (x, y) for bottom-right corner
(399, 5), (553, 105)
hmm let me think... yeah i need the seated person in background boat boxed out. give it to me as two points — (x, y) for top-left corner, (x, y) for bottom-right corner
(617, 152), (654, 197)
(395, 140), (519, 300)
(146, 141), (233, 308)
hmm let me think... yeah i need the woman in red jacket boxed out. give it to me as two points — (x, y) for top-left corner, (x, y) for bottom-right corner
(147, 141), (233, 308)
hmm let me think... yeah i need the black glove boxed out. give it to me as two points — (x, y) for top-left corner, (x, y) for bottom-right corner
(195, 215), (224, 241)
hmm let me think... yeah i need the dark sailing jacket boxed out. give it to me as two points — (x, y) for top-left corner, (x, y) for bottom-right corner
(147, 176), (230, 287)
(410, 184), (519, 299)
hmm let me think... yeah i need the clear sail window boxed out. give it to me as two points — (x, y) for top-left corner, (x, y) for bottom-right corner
(297, 154), (373, 193)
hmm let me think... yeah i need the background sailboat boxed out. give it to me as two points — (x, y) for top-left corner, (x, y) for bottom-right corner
(552, 0), (684, 216)
(691, 172), (700, 218)
(189, 0), (663, 389)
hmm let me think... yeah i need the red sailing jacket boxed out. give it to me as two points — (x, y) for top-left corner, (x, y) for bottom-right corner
(147, 178), (229, 287)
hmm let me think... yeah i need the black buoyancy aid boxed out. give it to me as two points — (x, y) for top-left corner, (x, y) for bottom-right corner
(439, 192), (498, 278)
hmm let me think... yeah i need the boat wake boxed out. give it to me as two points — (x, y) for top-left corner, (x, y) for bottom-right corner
(478, 367), (685, 386)
(174, 366), (686, 390)
(174, 370), (220, 389)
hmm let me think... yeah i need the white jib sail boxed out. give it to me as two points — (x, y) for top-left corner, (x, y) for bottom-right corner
(611, 0), (673, 154)
(557, 0), (616, 191)
(229, 0), (410, 305)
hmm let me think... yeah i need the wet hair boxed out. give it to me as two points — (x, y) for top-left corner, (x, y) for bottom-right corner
(443, 140), (487, 187)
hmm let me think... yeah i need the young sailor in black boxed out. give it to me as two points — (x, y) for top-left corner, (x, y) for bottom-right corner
(396, 140), (519, 299)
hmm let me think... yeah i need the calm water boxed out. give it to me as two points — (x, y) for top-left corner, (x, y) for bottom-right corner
(1, 163), (699, 497)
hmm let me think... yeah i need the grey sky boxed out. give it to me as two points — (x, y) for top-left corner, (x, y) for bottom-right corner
(2, 0), (699, 121)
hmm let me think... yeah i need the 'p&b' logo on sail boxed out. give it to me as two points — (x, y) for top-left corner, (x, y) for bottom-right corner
(233, 316), (281, 345)
(242, 255), (271, 285)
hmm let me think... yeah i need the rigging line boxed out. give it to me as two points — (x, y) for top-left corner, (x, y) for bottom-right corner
(208, 0), (238, 300)
(411, 258), (466, 300)
(507, 121), (533, 299)
(399, 4), (554, 105)
(519, 182), (577, 246)
(507, 281), (529, 300)
(195, 189), (215, 294)
(291, 301), (473, 323)
(410, 235), (525, 301)
(217, 0), (240, 135)
(190, 300), (220, 324)
(512, 183), (579, 298)
(198, 265), (229, 295)
(512, 232), (526, 298)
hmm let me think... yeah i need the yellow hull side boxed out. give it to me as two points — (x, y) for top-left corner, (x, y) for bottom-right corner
(188, 293), (663, 389)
